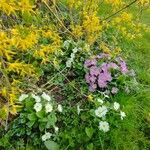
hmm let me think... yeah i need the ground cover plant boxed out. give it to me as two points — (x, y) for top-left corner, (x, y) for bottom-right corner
(0, 0), (150, 150)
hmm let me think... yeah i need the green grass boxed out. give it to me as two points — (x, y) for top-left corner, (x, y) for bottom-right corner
(110, 7), (150, 150)
(98, 3), (150, 149)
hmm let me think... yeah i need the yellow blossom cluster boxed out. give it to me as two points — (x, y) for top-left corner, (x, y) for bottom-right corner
(110, 11), (147, 40)
(0, 1), (63, 120)
(0, 0), (35, 15)
(10, 26), (38, 51)
(33, 26), (62, 64)
(82, 12), (102, 44)
(105, 0), (124, 7)
(138, 0), (150, 6)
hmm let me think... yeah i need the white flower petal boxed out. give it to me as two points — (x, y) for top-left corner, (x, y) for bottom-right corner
(99, 121), (109, 132)
(34, 103), (42, 112)
(41, 92), (51, 101)
(113, 102), (120, 111)
(32, 94), (41, 102)
(57, 104), (63, 112)
(42, 132), (52, 141)
(95, 106), (108, 118)
(19, 94), (28, 102)
(72, 47), (78, 53)
(54, 126), (59, 132)
(45, 103), (53, 113)
(120, 111), (126, 120)
(97, 98), (104, 104)
(77, 105), (81, 115)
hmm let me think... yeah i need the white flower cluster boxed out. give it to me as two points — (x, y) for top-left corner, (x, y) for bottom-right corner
(41, 125), (59, 142)
(19, 94), (28, 102)
(42, 132), (52, 141)
(94, 98), (126, 133)
(66, 47), (79, 68)
(63, 40), (72, 49)
(18, 92), (63, 113)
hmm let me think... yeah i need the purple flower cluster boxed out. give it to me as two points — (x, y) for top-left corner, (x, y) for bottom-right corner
(84, 53), (128, 92)
(116, 57), (128, 74)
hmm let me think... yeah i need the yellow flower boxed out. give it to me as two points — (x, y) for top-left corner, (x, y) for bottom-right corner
(18, 0), (35, 14)
(105, 0), (123, 7)
(82, 13), (102, 44)
(0, 0), (17, 15)
(7, 61), (36, 77)
(88, 94), (93, 101)
(71, 25), (83, 38)
(1, 87), (7, 97)
(100, 42), (111, 54)
(138, 0), (150, 5)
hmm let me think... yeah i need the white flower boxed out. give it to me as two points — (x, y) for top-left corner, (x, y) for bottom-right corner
(70, 53), (75, 59)
(104, 94), (109, 98)
(77, 105), (81, 115)
(95, 106), (108, 118)
(54, 126), (59, 132)
(99, 121), (109, 132)
(97, 98), (104, 104)
(45, 103), (53, 113)
(63, 40), (71, 49)
(57, 104), (63, 112)
(72, 47), (78, 53)
(19, 94), (28, 102)
(32, 94), (41, 102)
(113, 102), (120, 111)
(34, 103), (42, 112)
(66, 59), (72, 68)
(42, 132), (52, 141)
(41, 92), (51, 101)
(120, 111), (126, 120)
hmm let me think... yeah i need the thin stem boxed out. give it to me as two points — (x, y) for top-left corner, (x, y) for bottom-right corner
(99, 133), (104, 150)
(49, 62), (88, 98)
(103, 0), (138, 21)
(0, 57), (11, 131)
(42, 0), (75, 37)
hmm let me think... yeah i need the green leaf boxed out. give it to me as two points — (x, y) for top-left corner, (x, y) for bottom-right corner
(25, 99), (34, 111)
(39, 123), (46, 131)
(36, 111), (45, 119)
(85, 127), (94, 139)
(27, 113), (37, 121)
(26, 121), (35, 128)
(47, 113), (57, 127)
(39, 117), (48, 122)
(44, 140), (59, 150)
(87, 143), (94, 150)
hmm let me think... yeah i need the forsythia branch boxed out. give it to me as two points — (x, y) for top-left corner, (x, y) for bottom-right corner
(103, 0), (138, 21)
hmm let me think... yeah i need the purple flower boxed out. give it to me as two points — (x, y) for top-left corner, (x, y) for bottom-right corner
(116, 57), (128, 74)
(84, 54), (129, 92)
(101, 63), (108, 72)
(111, 87), (119, 94)
(98, 78), (107, 88)
(120, 60), (128, 74)
(108, 63), (118, 70)
(90, 66), (99, 76)
(85, 73), (91, 83)
(101, 71), (112, 82)
(89, 75), (97, 83)
(89, 83), (97, 92)
(97, 53), (109, 59)
(84, 59), (97, 68)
